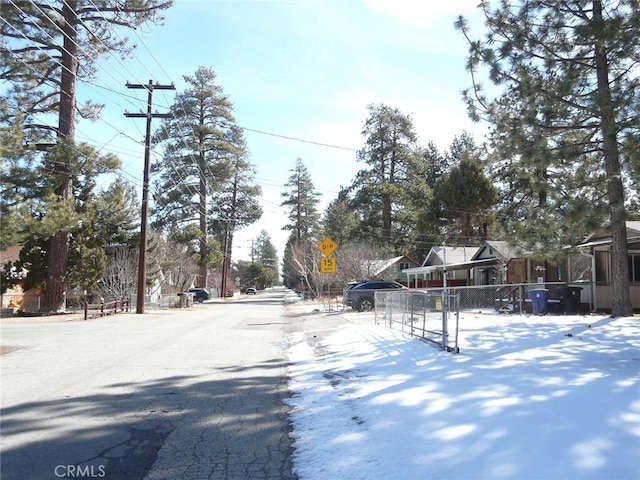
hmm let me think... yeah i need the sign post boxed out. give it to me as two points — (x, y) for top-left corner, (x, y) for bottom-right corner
(318, 237), (338, 310)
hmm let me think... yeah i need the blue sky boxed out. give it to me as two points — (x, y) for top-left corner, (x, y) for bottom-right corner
(76, 0), (487, 263)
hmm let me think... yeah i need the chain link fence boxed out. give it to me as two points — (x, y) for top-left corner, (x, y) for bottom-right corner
(371, 281), (593, 352)
(448, 282), (591, 314)
(374, 290), (461, 353)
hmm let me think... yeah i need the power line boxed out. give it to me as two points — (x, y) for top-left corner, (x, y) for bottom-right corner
(241, 126), (358, 151)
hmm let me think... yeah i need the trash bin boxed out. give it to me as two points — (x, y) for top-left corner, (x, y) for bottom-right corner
(529, 288), (549, 315)
(562, 286), (582, 314)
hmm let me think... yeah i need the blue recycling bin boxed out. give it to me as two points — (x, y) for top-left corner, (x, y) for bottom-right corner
(529, 288), (549, 315)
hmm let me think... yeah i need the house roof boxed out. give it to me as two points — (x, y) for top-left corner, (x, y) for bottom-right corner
(402, 241), (531, 276)
(401, 245), (486, 275)
(421, 246), (481, 267)
(471, 241), (529, 262)
(403, 257), (496, 275)
(370, 255), (419, 277)
(579, 221), (640, 247)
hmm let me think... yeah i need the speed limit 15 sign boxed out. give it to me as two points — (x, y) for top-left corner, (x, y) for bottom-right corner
(319, 257), (337, 273)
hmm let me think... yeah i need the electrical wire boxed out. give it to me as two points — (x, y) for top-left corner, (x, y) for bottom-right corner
(4, 0), (472, 256)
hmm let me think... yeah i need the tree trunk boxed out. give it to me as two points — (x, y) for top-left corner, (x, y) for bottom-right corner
(197, 149), (208, 288)
(43, 1), (77, 312)
(593, 0), (632, 316)
(382, 193), (392, 243)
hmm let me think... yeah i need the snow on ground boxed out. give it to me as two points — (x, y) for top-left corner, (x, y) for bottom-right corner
(284, 304), (640, 480)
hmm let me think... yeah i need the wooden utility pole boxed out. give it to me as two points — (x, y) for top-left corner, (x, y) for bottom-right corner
(125, 80), (175, 314)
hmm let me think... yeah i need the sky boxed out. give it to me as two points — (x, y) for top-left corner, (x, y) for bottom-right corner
(283, 296), (640, 480)
(74, 0), (488, 264)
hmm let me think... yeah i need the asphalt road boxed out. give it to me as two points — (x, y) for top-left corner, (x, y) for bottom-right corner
(0, 287), (325, 480)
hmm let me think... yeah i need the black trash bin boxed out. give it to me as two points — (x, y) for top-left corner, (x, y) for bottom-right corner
(562, 286), (582, 314)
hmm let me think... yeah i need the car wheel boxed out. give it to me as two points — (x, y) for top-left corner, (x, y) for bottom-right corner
(196, 296), (204, 303)
(358, 297), (374, 312)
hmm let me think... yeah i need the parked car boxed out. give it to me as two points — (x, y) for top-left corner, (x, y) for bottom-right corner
(344, 281), (363, 291)
(245, 287), (257, 295)
(188, 288), (210, 303)
(343, 280), (407, 311)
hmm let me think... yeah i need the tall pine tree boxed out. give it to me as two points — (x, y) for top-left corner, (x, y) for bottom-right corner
(354, 104), (418, 247)
(281, 158), (321, 242)
(209, 126), (263, 295)
(456, 0), (638, 316)
(152, 66), (239, 288)
(1, 0), (172, 312)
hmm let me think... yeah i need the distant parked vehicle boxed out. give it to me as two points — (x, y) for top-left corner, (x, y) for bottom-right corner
(188, 288), (210, 303)
(245, 287), (257, 295)
(343, 281), (407, 312)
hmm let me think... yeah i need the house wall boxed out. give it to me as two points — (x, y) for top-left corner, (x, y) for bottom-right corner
(391, 270), (411, 283)
(381, 259), (420, 283)
(590, 244), (640, 311)
(507, 259), (527, 284)
(595, 285), (640, 311)
(472, 266), (500, 285)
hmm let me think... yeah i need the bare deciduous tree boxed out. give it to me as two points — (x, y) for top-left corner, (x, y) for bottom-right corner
(100, 246), (137, 301)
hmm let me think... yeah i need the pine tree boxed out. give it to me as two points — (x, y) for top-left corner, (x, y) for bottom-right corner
(354, 104), (418, 246)
(1, 0), (172, 312)
(0, 101), (32, 250)
(152, 66), (241, 288)
(407, 141), (447, 259)
(432, 157), (497, 244)
(281, 158), (321, 242)
(323, 188), (359, 249)
(209, 126), (263, 294)
(248, 230), (279, 287)
(456, 0), (638, 316)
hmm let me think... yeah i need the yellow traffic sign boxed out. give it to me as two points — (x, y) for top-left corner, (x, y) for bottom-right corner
(318, 237), (337, 256)
(319, 257), (337, 273)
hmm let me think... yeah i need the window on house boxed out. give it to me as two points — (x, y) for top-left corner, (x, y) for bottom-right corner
(594, 251), (609, 283)
(399, 262), (411, 271)
(630, 253), (640, 283)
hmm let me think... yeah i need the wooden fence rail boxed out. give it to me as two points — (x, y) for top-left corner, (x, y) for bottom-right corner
(84, 299), (130, 320)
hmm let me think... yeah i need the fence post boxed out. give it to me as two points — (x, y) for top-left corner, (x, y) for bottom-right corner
(84, 301), (88, 321)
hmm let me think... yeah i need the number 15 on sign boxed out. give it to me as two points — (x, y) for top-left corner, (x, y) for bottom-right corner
(320, 257), (337, 273)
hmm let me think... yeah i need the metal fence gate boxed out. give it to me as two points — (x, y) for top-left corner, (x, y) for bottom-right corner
(374, 290), (460, 353)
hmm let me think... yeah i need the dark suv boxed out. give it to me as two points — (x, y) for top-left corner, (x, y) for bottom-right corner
(188, 288), (210, 303)
(343, 281), (407, 311)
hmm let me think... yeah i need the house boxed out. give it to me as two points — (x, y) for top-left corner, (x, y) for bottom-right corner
(1, 246), (25, 315)
(576, 221), (640, 311)
(470, 241), (569, 286)
(402, 246), (481, 288)
(405, 241), (585, 286)
(361, 255), (420, 284)
(0, 246), (47, 314)
(401, 224), (640, 312)
(402, 241), (588, 304)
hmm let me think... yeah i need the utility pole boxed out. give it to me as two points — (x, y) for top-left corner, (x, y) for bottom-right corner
(125, 80), (175, 314)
